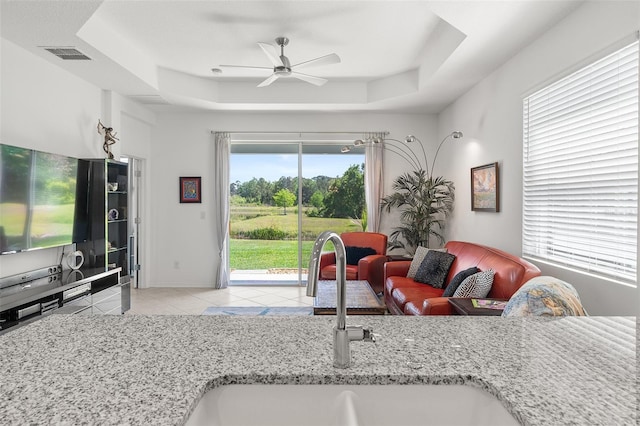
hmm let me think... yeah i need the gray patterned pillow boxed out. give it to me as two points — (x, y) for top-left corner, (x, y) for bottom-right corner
(414, 250), (456, 288)
(453, 269), (495, 298)
(407, 247), (447, 278)
(443, 267), (480, 297)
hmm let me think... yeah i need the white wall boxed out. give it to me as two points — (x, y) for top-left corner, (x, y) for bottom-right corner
(0, 39), (103, 158)
(116, 97), (155, 289)
(437, 1), (639, 315)
(148, 112), (437, 287)
(0, 38), (154, 278)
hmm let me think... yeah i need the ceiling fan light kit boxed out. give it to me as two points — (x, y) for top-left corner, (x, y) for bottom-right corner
(219, 37), (340, 87)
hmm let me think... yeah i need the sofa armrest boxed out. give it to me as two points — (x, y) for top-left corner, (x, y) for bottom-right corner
(384, 260), (411, 279)
(319, 252), (336, 276)
(357, 254), (387, 280)
(421, 297), (455, 315)
(358, 254), (388, 294)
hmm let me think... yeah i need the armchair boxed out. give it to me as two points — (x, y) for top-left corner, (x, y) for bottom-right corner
(318, 232), (388, 294)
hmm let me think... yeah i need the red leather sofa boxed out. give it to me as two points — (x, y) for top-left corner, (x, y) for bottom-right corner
(384, 241), (541, 315)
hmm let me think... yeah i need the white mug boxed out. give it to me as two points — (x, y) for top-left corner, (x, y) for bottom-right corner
(66, 250), (85, 270)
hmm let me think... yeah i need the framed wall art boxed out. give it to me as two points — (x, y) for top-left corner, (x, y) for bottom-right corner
(471, 162), (499, 212)
(179, 176), (202, 203)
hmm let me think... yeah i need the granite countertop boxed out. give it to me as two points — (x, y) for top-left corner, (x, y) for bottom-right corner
(0, 315), (635, 425)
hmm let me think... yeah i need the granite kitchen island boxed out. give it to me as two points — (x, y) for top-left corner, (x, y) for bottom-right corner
(0, 315), (635, 425)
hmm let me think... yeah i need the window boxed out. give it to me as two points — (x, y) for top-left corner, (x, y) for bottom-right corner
(229, 137), (365, 285)
(522, 39), (639, 285)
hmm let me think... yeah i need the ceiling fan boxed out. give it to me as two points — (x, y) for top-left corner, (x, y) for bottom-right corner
(219, 37), (340, 87)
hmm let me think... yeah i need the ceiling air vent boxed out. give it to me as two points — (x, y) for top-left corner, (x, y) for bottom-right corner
(43, 47), (91, 60)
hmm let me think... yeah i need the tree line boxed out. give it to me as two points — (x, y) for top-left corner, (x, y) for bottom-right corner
(230, 164), (365, 219)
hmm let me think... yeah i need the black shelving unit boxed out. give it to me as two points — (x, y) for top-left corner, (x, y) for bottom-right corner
(107, 161), (129, 275)
(74, 159), (130, 284)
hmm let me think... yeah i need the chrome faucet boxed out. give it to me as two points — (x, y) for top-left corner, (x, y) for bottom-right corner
(307, 231), (375, 368)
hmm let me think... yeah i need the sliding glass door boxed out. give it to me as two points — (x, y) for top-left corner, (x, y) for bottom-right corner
(229, 139), (364, 286)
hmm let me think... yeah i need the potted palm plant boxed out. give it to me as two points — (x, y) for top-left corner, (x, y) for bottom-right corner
(379, 131), (461, 254)
(380, 169), (454, 254)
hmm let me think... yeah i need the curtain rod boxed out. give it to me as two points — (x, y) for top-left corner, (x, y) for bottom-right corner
(210, 131), (389, 135)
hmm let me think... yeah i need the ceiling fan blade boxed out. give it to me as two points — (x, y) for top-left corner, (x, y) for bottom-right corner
(219, 64), (272, 71)
(290, 71), (327, 86)
(257, 74), (280, 87)
(258, 42), (284, 67)
(292, 53), (341, 70)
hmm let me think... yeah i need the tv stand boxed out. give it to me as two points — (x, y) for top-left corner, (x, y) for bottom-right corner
(0, 267), (129, 335)
(57, 267), (130, 315)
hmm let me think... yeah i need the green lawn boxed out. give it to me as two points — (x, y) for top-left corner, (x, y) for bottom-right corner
(229, 205), (357, 269)
(231, 204), (284, 220)
(231, 207), (361, 237)
(230, 239), (315, 269)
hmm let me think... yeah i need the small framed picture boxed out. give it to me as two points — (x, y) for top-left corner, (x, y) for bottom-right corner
(471, 162), (499, 212)
(179, 176), (201, 203)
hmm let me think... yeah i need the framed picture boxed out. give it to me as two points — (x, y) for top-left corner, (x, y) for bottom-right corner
(471, 162), (499, 212)
(179, 176), (201, 203)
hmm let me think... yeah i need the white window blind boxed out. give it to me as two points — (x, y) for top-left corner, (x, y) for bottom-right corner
(523, 40), (639, 284)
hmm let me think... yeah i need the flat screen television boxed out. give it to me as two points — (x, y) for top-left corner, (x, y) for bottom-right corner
(0, 144), (79, 254)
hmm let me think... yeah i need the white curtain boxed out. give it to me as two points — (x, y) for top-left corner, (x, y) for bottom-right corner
(213, 132), (231, 288)
(364, 132), (384, 232)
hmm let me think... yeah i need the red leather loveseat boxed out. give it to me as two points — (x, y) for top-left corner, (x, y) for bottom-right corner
(384, 241), (541, 315)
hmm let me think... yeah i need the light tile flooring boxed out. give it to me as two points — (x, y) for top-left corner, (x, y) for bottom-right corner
(127, 285), (311, 315)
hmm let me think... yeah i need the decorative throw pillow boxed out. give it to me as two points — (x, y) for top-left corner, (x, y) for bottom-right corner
(443, 267), (480, 297)
(345, 246), (377, 266)
(407, 246), (447, 278)
(453, 269), (495, 298)
(414, 250), (456, 288)
(502, 276), (587, 317)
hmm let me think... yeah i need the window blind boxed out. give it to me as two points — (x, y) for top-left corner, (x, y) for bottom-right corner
(523, 40), (639, 284)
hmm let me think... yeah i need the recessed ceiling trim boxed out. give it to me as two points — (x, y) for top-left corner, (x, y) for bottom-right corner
(129, 95), (170, 105)
(217, 131), (388, 138)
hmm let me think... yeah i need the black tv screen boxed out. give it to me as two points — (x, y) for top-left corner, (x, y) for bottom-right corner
(0, 144), (79, 254)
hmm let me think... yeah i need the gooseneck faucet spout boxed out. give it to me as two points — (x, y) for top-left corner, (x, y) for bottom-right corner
(307, 231), (375, 368)
(307, 231), (348, 330)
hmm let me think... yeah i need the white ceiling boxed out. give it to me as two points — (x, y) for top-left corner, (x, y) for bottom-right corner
(1, 0), (583, 114)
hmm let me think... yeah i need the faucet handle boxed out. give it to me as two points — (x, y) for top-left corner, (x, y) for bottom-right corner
(346, 325), (376, 342)
(346, 325), (364, 341)
(363, 328), (376, 343)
